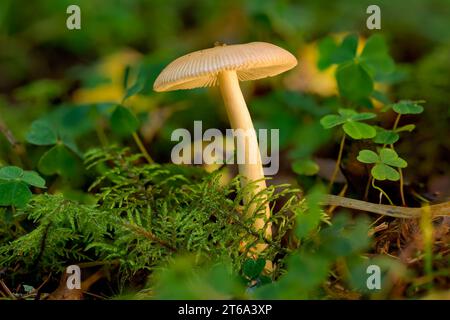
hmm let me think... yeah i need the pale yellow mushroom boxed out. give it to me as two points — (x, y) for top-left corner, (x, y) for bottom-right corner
(153, 42), (297, 244)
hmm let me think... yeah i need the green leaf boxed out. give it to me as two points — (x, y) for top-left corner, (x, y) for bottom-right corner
(0, 181), (32, 207)
(110, 105), (140, 136)
(317, 37), (339, 70)
(357, 150), (379, 164)
(350, 112), (376, 121)
(379, 148), (407, 168)
(320, 114), (345, 129)
(334, 34), (358, 63)
(338, 108), (357, 118)
(38, 144), (79, 177)
(243, 259), (266, 280)
(343, 121), (376, 139)
(26, 119), (58, 146)
(292, 159), (319, 176)
(371, 163), (400, 181)
(373, 128), (399, 144)
(392, 101), (424, 114)
(336, 62), (374, 101)
(123, 80), (145, 102)
(395, 124), (416, 133)
(0, 166), (24, 180)
(360, 35), (395, 74)
(22, 171), (46, 188)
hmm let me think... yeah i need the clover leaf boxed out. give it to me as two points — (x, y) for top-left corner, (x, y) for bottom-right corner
(26, 118), (82, 177)
(391, 100), (424, 115)
(359, 35), (395, 75)
(0, 166), (46, 207)
(320, 108), (376, 139)
(318, 34), (395, 103)
(373, 124), (416, 145)
(357, 148), (407, 181)
(373, 127), (399, 144)
(336, 61), (374, 101)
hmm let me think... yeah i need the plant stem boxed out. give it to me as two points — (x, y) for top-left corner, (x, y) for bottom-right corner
(391, 113), (406, 206)
(392, 114), (401, 130)
(132, 132), (154, 164)
(398, 168), (406, 206)
(328, 133), (346, 192)
(372, 179), (394, 205)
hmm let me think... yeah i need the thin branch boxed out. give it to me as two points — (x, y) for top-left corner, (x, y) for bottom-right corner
(321, 194), (450, 219)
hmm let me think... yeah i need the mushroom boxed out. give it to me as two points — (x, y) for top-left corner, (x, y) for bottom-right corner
(153, 42), (297, 244)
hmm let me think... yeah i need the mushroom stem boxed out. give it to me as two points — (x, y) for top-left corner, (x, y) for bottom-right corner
(218, 70), (271, 239)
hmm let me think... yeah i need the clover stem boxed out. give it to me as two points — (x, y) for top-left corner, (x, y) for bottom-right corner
(398, 168), (406, 206)
(363, 175), (372, 200)
(95, 120), (108, 147)
(218, 70), (271, 240)
(328, 132), (346, 192)
(132, 132), (154, 164)
(393, 114), (401, 130)
(372, 179), (394, 205)
(391, 113), (406, 206)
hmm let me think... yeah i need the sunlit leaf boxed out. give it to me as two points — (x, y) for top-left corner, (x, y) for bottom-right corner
(343, 121), (376, 139)
(373, 128), (399, 144)
(357, 150), (379, 164)
(379, 148), (407, 168)
(395, 124), (416, 133)
(392, 101), (424, 114)
(320, 114), (346, 129)
(371, 163), (400, 181)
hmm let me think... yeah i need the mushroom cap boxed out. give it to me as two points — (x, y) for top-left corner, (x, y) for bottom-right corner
(153, 42), (298, 92)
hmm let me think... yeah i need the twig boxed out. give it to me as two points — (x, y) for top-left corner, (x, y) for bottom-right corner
(0, 279), (16, 299)
(321, 195), (450, 219)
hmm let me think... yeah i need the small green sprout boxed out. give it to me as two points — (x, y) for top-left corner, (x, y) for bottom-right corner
(320, 108), (376, 190)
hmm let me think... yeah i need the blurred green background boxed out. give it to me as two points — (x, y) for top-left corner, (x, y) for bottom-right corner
(0, 0), (449, 200)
